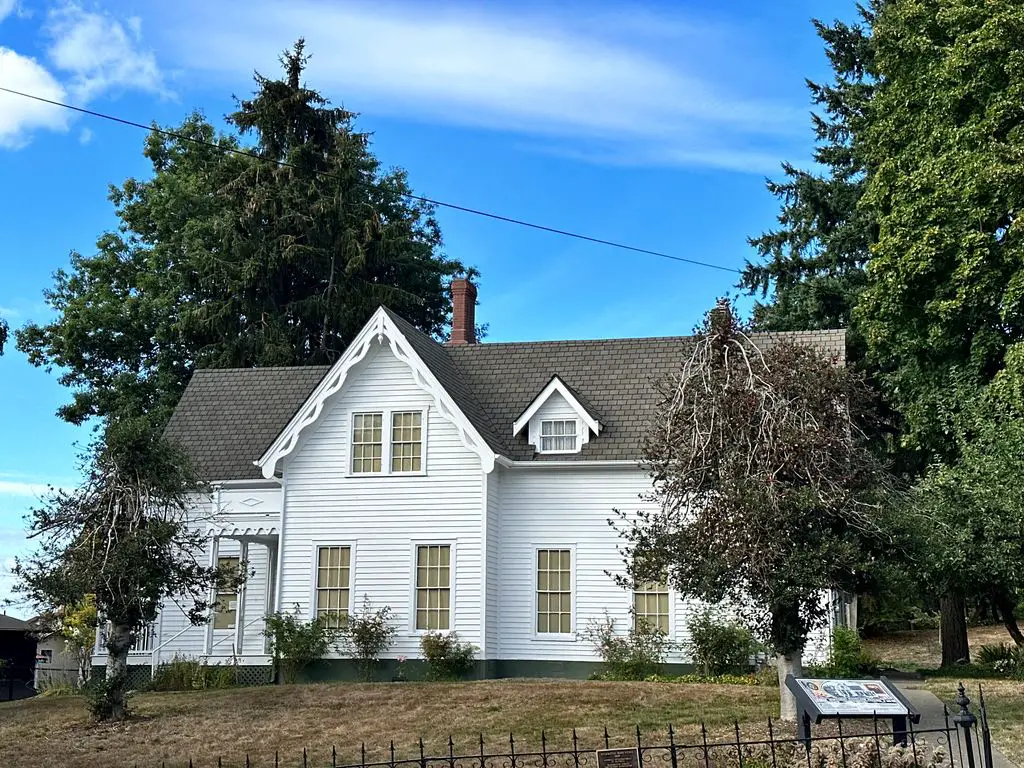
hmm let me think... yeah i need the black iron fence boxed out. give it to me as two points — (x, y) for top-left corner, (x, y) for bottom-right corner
(99, 684), (996, 768)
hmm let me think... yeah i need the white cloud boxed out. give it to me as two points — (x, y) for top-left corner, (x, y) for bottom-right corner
(78, 125), (92, 144)
(45, 2), (166, 102)
(162, 1), (803, 172)
(0, 1), (16, 23)
(0, 48), (69, 148)
(0, 480), (52, 498)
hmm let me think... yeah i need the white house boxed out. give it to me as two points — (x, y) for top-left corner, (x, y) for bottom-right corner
(94, 280), (847, 680)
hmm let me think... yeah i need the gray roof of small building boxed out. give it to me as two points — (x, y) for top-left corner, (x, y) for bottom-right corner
(0, 614), (33, 632)
(165, 310), (845, 479)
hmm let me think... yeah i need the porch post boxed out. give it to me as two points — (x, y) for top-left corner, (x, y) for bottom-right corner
(264, 540), (278, 655)
(234, 539), (249, 656)
(204, 535), (220, 656)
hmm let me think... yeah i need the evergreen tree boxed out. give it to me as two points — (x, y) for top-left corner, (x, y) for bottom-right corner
(17, 41), (469, 426)
(742, 8), (878, 350)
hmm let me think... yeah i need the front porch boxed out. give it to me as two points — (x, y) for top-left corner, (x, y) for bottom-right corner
(93, 519), (282, 675)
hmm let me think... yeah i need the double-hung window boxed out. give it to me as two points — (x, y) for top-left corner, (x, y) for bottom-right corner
(351, 410), (425, 474)
(540, 420), (577, 453)
(536, 549), (572, 634)
(633, 582), (670, 634)
(351, 413), (383, 473)
(213, 556), (240, 630)
(315, 545), (351, 628)
(415, 544), (451, 630)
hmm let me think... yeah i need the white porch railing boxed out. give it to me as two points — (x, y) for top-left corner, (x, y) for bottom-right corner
(94, 622), (157, 655)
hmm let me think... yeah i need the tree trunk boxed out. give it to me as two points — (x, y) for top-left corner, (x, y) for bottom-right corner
(993, 591), (1024, 647)
(104, 623), (132, 721)
(939, 592), (970, 667)
(776, 651), (804, 722)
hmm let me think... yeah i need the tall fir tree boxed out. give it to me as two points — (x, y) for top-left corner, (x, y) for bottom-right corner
(18, 41), (469, 427)
(742, 6), (878, 359)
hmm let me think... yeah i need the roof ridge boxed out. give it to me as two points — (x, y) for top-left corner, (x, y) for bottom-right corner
(192, 364), (334, 374)
(449, 328), (846, 348)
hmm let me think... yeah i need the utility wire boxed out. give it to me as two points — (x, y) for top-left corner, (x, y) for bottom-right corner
(0, 85), (742, 275)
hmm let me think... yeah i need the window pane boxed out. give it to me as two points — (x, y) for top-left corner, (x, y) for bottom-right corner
(536, 549), (572, 634)
(415, 545), (451, 630)
(316, 547), (352, 623)
(391, 411), (424, 473)
(633, 582), (670, 635)
(352, 413), (384, 473)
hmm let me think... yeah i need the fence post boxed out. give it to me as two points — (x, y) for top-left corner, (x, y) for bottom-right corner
(978, 686), (993, 768)
(952, 682), (978, 768)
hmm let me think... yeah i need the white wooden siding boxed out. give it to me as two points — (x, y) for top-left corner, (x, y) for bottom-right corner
(484, 467), (503, 658)
(280, 340), (485, 657)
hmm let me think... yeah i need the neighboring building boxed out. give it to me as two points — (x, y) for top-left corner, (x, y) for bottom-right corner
(0, 614), (37, 700)
(31, 617), (80, 690)
(92, 281), (846, 680)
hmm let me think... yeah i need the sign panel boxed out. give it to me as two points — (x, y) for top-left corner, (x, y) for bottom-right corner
(793, 678), (908, 717)
(596, 748), (641, 768)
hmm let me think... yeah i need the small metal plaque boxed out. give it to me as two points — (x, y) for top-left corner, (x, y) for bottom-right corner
(596, 748), (641, 768)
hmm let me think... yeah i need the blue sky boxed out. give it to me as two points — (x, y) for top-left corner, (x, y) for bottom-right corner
(0, 0), (846, 612)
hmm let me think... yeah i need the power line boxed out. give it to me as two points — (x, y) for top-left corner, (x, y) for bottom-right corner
(0, 86), (742, 275)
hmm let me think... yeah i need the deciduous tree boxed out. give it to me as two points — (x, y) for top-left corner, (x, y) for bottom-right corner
(15, 419), (236, 720)
(617, 302), (897, 720)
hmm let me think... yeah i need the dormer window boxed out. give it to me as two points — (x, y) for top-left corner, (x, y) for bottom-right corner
(540, 419), (578, 453)
(513, 376), (601, 456)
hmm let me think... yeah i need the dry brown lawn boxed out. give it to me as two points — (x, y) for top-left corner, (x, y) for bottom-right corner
(0, 679), (780, 768)
(924, 679), (1024, 765)
(863, 624), (1011, 669)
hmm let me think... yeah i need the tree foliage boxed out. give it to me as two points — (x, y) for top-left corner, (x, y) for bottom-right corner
(857, 0), (1024, 460)
(742, 6), (878, 346)
(16, 40), (469, 427)
(617, 301), (897, 718)
(14, 419), (234, 719)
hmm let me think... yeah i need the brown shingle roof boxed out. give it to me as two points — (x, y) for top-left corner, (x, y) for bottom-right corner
(165, 311), (845, 479)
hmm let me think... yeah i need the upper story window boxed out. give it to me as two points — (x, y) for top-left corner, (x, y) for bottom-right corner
(540, 419), (577, 453)
(351, 413), (384, 473)
(351, 409), (426, 475)
(391, 411), (423, 472)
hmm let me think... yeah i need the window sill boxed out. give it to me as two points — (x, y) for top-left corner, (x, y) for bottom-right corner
(531, 633), (578, 642)
(344, 471), (428, 479)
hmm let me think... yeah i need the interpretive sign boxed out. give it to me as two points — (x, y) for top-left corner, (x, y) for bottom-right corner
(792, 678), (908, 716)
(785, 675), (920, 748)
(596, 748), (641, 768)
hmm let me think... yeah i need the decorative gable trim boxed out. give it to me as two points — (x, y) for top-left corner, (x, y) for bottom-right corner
(512, 376), (601, 438)
(257, 307), (496, 478)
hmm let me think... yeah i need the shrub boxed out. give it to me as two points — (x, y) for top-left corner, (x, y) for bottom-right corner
(585, 613), (673, 680)
(84, 673), (129, 721)
(263, 609), (341, 684)
(687, 610), (758, 676)
(825, 627), (880, 678)
(420, 631), (476, 680)
(338, 597), (397, 681)
(149, 655), (240, 691)
(977, 643), (1015, 665)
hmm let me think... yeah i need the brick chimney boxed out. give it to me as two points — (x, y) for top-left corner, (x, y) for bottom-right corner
(449, 278), (477, 345)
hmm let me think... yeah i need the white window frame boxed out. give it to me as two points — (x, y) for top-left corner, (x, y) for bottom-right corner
(632, 581), (674, 637)
(537, 419), (579, 454)
(409, 541), (456, 634)
(346, 407), (428, 477)
(532, 545), (576, 640)
(309, 542), (357, 624)
(213, 555), (241, 631)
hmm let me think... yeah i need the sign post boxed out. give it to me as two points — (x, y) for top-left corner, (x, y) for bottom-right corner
(785, 676), (920, 747)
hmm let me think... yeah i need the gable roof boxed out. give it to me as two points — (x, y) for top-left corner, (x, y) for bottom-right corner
(165, 311), (846, 479)
(165, 365), (330, 480)
(512, 375), (602, 438)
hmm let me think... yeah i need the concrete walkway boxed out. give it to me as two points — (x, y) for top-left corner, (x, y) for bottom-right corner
(895, 684), (1017, 768)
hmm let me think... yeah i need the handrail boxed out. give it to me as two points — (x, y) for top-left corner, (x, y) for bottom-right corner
(210, 614), (267, 656)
